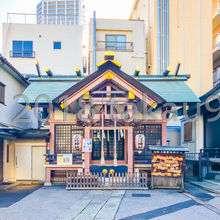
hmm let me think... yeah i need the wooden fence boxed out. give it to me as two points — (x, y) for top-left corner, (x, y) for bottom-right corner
(66, 172), (148, 190)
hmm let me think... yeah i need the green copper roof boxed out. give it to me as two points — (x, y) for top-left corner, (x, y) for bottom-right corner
(18, 81), (77, 104)
(139, 81), (200, 103)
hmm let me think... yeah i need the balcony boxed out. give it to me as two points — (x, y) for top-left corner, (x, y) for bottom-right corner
(96, 41), (133, 52)
(213, 0), (220, 30)
(10, 50), (35, 58)
(213, 33), (220, 62)
(213, 67), (220, 87)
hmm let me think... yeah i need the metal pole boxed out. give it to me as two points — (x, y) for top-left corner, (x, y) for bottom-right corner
(162, 0), (166, 72)
(157, 0), (161, 74)
(166, 0), (169, 67)
(93, 11), (97, 72)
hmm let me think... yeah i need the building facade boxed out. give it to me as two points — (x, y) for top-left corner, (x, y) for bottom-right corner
(0, 55), (46, 183)
(213, 0), (220, 87)
(89, 18), (146, 75)
(130, 0), (213, 97)
(36, 0), (85, 25)
(18, 54), (199, 185)
(2, 23), (83, 75)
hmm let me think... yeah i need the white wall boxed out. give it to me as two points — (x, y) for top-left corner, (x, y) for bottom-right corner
(0, 67), (38, 128)
(2, 23), (83, 75)
(181, 116), (204, 153)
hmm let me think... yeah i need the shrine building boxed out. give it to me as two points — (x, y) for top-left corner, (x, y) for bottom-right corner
(18, 53), (199, 185)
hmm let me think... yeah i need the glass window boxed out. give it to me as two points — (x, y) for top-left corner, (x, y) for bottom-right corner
(12, 41), (33, 57)
(0, 82), (5, 104)
(12, 41), (22, 57)
(53, 41), (62, 49)
(106, 35), (126, 51)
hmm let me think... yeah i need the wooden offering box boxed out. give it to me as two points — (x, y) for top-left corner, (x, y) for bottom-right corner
(149, 146), (189, 189)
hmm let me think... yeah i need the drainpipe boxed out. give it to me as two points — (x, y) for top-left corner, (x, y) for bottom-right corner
(93, 11), (96, 72)
(157, 0), (161, 74)
(162, 0), (166, 72)
(198, 0), (201, 96)
(166, 0), (169, 67)
(182, 0), (185, 73)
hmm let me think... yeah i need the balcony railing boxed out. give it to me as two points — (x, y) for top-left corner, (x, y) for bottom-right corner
(213, 33), (220, 50)
(213, 67), (220, 87)
(45, 153), (83, 165)
(10, 50), (35, 58)
(96, 41), (133, 52)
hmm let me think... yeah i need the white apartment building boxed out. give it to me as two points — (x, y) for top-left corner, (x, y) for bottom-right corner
(2, 23), (83, 75)
(36, 0), (85, 25)
(89, 18), (146, 75)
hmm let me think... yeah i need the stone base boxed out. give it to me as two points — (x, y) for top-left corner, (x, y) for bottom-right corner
(44, 182), (52, 186)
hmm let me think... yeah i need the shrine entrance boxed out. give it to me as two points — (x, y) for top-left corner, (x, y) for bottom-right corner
(92, 130), (125, 161)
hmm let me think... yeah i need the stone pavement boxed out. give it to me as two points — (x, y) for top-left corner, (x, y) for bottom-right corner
(0, 185), (220, 220)
(189, 179), (220, 195)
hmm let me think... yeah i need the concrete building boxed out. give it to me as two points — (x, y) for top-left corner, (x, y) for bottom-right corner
(2, 23), (83, 75)
(89, 18), (146, 75)
(130, 0), (213, 97)
(36, 0), (85, 25)
(213, 0), (220, 87)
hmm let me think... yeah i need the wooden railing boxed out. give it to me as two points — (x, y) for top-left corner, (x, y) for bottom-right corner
(66, 172), (148, 190)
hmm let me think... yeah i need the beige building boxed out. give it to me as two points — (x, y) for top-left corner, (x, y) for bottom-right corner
(130, 0), (213, 96)
(213, 0), (220, 87)
(89, 18), (146, 75)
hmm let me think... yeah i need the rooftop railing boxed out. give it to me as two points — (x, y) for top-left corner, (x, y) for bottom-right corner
(213, 67), (220, 87)
(213, 33), (220, 50)
(7, 12), (80, 25)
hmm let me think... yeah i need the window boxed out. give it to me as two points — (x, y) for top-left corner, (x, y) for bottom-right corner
(12, 41), (33, 58)
(184, 122), (192, 142)
(106, 35), (126, 51)
(55, 125), (83, 154)
(135, 124), (162, 151)
(0, 82), (5, 104)
(53, 41), (61, 49)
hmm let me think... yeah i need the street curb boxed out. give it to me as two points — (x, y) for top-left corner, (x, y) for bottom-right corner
(189, 181), (220, 195)
(0, 182), (20, 190)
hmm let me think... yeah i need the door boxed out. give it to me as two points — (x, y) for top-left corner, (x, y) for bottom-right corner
(15, 146), (31, 180)
(32, 146), (45, 181)
(0, 139), (3, 183)
(92, 130), (124, 160)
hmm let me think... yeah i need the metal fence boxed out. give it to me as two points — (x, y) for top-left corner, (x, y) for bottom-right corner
(185, 148), (220, 181)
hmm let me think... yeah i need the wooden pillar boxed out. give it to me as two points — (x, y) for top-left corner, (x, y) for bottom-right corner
(127, 127), (134, 174)
(162, 122), (167, 146)
(84, 127), (91, 174)
(49, 110), (55, 154)
(49, 123), (55, 154)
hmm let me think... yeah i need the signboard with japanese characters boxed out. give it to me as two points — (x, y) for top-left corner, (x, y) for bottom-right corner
(135, 134), (145, 150)
(72, 134), (82, 152)
(82, 139), (92, 152)
(57, 154), (72, 165)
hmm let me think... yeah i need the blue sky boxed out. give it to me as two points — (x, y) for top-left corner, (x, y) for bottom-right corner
(0, 0), (134, 51)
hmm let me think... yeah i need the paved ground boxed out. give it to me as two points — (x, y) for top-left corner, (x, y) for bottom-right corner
(0, 184), (220, 220)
